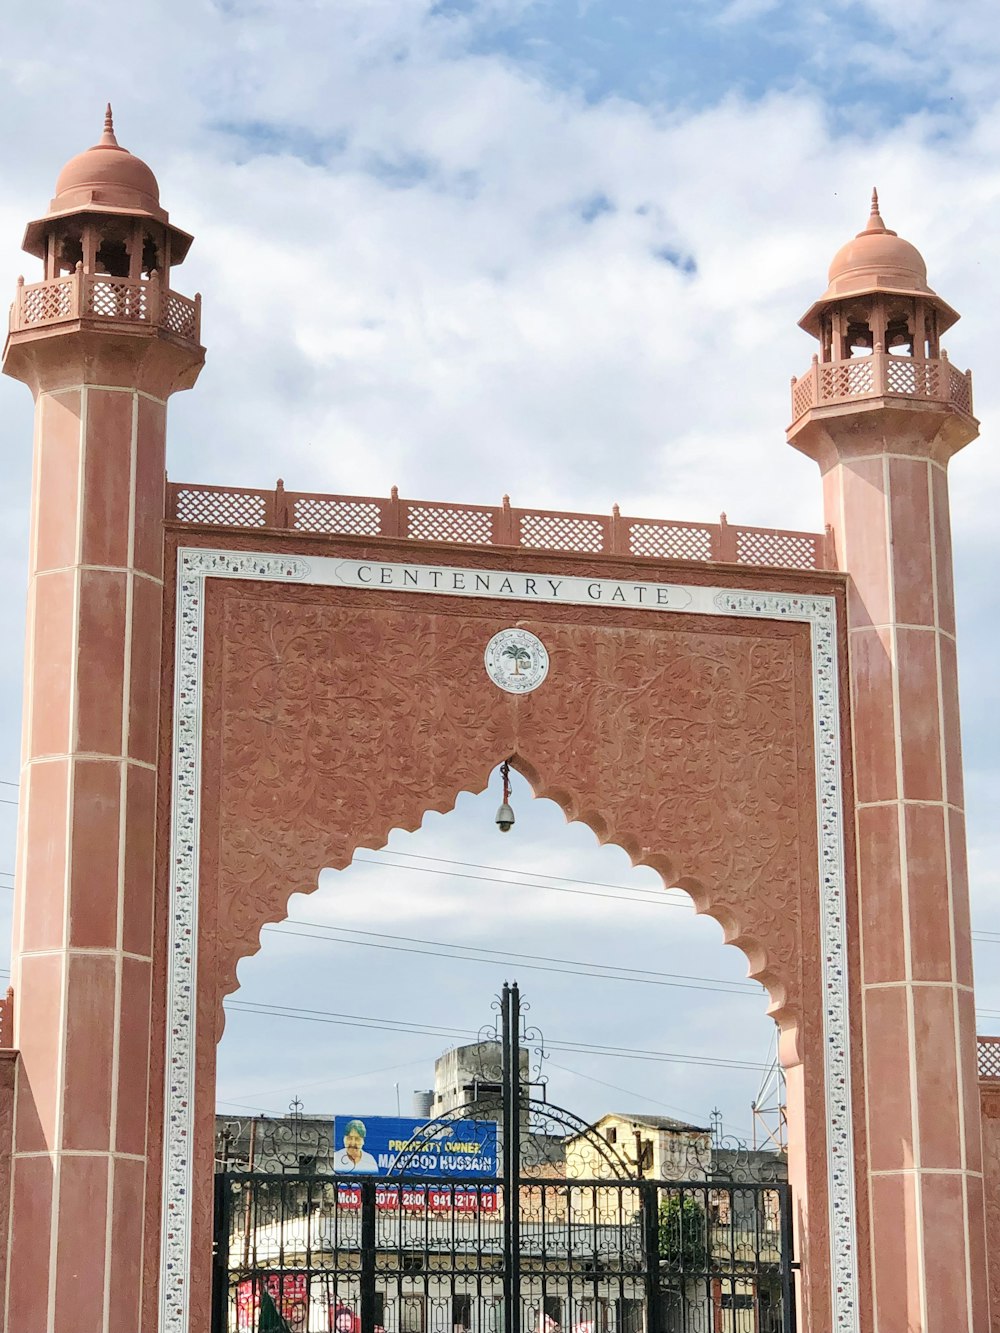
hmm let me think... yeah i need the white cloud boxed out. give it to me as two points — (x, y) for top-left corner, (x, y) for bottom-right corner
(1, 0), (999, 1131)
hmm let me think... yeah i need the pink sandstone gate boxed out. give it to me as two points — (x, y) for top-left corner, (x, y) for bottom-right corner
(0, 116), (993, 1333)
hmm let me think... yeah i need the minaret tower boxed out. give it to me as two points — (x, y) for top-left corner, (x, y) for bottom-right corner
(790, 194), (987, 1330)
(2, 109), (203, 1332)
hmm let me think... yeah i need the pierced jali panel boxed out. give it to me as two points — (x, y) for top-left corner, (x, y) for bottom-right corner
(165, 291), (198, 339)
(736, 529), (819, 570)
(86, 279), (148, 322)
(172, 488), (268, 527)
(821, 360), (874, 399)
(978, 1038), (1000, 1080)
(948, 364), (973, 414)
(885, 358), (923, 396)
(518, 513), (606, 553)
(293, 498), (382, 535)
(21, 279), (73, 325)
(407, 505), (494, 544)
(628, 522), (712, 561)
(792, 377), (814, 420)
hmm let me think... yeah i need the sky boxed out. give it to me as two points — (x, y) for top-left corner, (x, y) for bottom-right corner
(1, 0), (999, 1144)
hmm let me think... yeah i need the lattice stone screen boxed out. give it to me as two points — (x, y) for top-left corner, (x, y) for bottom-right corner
(165, 291), (198, 340)
(172, 488), (268, 527)
(629, 522), (713, 561)
(948, 364), (973, 414)
(821, 360), (875, 399)
(293, 498), (383, 535)
(978, 1037), (1000, 1080)
(9, 270), (201, 345)
(166, 483), (830, 572)
(736, 530), (820, 571)
(885, 357), (941, 397)
(85, 277), (149, 321)
(518, 513), (606, 553)
(20, 278), (74, 325)
(791, 351), (974, 422)
(407, 504), (495, 545)
(791, 376), (814, 421)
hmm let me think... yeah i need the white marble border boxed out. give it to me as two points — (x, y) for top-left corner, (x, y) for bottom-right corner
(160, 550), (857, 1333)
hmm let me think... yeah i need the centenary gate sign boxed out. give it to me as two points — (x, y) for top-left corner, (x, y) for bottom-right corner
(211, 985), (795, 1333)
(1, 121), (993, 1333)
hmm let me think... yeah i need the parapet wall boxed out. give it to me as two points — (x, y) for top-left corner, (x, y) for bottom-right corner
(167, 481), (833, 571)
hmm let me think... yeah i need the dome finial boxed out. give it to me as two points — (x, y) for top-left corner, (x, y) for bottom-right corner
(101, 103), (119, 149)
(862, 186), (894, 238)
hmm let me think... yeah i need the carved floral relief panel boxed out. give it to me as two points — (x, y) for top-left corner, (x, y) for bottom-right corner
(207, 585), (815, 1029)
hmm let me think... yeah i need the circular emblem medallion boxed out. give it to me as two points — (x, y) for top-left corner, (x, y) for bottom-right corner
(484, 628), (549, 695)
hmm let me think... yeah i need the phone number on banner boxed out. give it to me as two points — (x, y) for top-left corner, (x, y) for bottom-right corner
(336, 1185), (499, 1212)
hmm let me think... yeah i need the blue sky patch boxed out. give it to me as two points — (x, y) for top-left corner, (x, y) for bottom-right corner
(653, 245), (697, 275)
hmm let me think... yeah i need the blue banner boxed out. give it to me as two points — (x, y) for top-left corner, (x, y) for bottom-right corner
(331, 1114), (498, 1178)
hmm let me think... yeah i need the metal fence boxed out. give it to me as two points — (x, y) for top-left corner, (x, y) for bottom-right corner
(212, 1172), (794, 1333)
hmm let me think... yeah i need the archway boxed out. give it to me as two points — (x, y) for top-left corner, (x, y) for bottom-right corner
(214, 765), (779, 1141)
(212, 769), (793, 1333)
(145, 533), (862, 1333)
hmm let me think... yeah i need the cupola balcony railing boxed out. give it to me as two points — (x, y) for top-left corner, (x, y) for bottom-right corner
(8, 266), (201, 345)
(791, 348), (973, 423)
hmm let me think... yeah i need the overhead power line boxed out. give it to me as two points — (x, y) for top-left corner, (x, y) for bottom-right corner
(357, 849), (689, 904)
(262, 920), (761, 997)
(223, 998), (769, 1072)
(349, 854), (687, 909)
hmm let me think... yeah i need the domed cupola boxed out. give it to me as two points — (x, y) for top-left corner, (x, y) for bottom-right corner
(21, 105), (193, 276)
(51, 105), (163, 219)
(6, 106), (203, 384)
(789, 190), (972, 438)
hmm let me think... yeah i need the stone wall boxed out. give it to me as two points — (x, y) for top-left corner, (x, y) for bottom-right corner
(981, 1081), (1000, 1331)
(0, 1050), (18, 1333)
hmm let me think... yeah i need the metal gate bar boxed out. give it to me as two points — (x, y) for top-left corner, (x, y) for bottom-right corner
(212, 985), (794, 1333)
(213, 1171), (793, 1333)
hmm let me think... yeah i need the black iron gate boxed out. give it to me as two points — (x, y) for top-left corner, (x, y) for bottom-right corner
(213, 986), (796, 1333)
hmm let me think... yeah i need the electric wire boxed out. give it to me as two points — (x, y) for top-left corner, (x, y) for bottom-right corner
(352, 849), (691, 906)
(349, 854), (688, 909)
(261, 921), (762, 996)
(1, 828), (1000, 943)
(222, 998), (770, 1071)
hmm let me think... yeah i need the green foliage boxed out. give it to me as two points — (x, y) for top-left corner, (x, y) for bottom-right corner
(657, 1192), (708, 1275)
